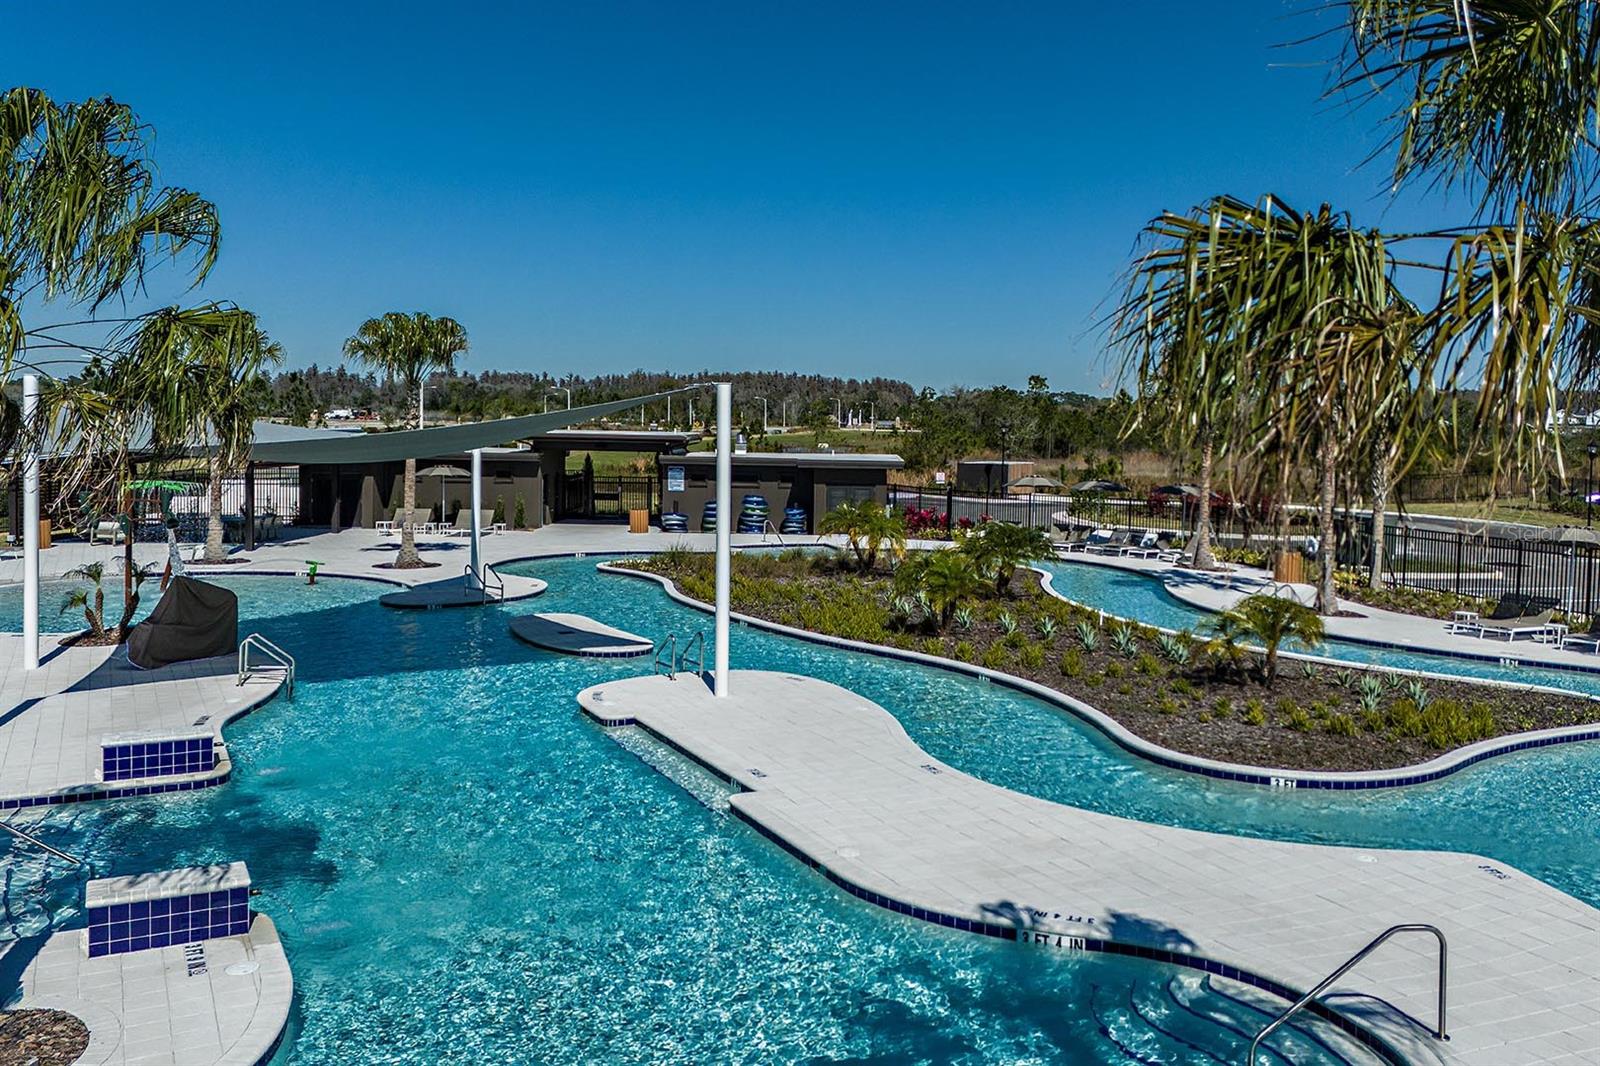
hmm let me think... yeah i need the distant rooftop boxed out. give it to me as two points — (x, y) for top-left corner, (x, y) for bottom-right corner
(675, 450), (904, 468)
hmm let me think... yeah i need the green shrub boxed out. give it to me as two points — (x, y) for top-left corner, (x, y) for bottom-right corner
(919, 636), (944, 657)
(1325, 712), (1360, 737)
(1243, 703), (1268, 726)
(1135, 652), (1164, 676)
(1157, 695), (1180, 715)
(980, 643), (1012, 670)
(953, 640), (976, 663)
(1170, 677), (1198, 698)
(1211, 697), (1234, 719)
(1019, 642), (1046, 670)
(513, 497), (527, 529)
(1105, 661), (1126, 679)
(1286, 706), (1313, 731)
(1059, 648), (1085, 678)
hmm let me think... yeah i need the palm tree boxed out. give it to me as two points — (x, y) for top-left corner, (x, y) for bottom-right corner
(909, 549), (984, 627)
(1214, 593), (1325, 685)
(59, 561), (108, 639)
(961, 521), (1053, 595)
(189, 311), (281, 562)
(818, 498), (907, 572)
(342, 312), (469, 568)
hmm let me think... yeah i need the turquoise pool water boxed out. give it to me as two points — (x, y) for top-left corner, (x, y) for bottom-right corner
(0, 572), (343, 633)
(3, 558), (1596, 1063)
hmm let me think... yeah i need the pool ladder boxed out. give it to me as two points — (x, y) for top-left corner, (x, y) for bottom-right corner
(239, 633), (296, 698)
(465, 562), (505, 602)
(1247, 923), (1448, 1065)
(652, 631), (706, 680)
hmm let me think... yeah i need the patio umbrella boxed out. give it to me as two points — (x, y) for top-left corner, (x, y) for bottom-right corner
(417, 464), (472, 520)
(1071, 479), (1128, 493)
(1152, 483), (1202, 497)
(1007, 474), (1063, 492)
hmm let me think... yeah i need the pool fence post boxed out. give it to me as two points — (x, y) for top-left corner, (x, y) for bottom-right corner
(714, 380), (732, 698)
(22, 373), (39, 670)
(468, 447), (483, 589)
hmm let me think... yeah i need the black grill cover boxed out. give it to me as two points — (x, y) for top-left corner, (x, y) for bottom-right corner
(127, 577), (239, 669)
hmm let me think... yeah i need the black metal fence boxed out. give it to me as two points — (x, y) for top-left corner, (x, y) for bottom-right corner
(890, 482), (1600, 613)
(561, 473), (656, 520)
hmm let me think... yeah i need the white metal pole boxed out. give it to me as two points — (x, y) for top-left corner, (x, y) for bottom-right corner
(468, 448), (483, 589)
(418, 381), (425, 429)
(22, 374), (40, 670)
(714, 381), (732, 698)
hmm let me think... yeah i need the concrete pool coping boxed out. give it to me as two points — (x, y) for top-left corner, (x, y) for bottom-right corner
(577, 669), (1600, 1066)
(4, 912), (292, 1066)
(597, 562), (1600, 790)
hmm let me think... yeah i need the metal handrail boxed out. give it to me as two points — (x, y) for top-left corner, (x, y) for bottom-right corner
(0, 819), (85, 866)
(653, 634), (679, 678)
(1247, 923), (1448, 1065)
(239, 633), (296, 698)
(762, 519), (786, 545)
(464, 563), (505, 603)
(678, 631), (706, 677)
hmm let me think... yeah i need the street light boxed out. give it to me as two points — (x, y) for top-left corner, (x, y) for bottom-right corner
(1587, 441), (1598, 527)
(549, 385), (571, 410)
(752, 395), (769, 434)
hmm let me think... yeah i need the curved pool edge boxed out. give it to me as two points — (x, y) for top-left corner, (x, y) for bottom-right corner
(598, 562), (1600, 792)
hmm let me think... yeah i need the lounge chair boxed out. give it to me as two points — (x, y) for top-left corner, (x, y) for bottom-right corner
(1563, 615), (1600, 653)
(1088, 529), (1134, 556)
(1152, 531), (1184, 563)
(1055, 528), (1093, 554)
(445, 509), (495, 537)
(90, 519), (124, 545)
(1123, 530), (1164, 559)
(1472, 596), (1559, 642)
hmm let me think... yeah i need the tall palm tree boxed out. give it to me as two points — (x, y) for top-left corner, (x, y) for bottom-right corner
(343, 312), (469, 567)
(185, 310), (281, 562)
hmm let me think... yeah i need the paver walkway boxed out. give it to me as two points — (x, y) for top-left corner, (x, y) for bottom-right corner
(5, 913), (292, 1066)
(578, 669), (1600, 1066)
(0, 636), (280, 805)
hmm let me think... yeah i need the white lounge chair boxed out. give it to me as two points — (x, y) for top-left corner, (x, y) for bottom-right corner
(445, 509), (495, 537)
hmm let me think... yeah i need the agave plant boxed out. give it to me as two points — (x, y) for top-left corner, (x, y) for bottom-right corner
(1299, 660), (1323, 681)
(1358, 675), (1385, 702)
(1155, 632), (1191, 667)
(1333, 669), (1358, 691)
(1405, 678), (1433, 711)
(1037, 615), (1059, 640)
(997, 611), (1019, 636)
(953, 606), (975, 630)
(1110, 623), (1138, 658)
(1074, 620), (1099, 653)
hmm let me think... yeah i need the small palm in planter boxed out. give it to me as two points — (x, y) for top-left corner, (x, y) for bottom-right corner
(1214, 593), (1325, 685)
(61, 561), (158, 644)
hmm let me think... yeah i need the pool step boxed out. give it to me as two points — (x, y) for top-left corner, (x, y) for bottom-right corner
(607, 726), (737, 813)
(1166, 974), (1384, 1066)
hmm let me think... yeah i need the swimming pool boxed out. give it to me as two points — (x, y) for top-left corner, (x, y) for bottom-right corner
(0, 572), (357, 633)
(3, 558), (1595, 1063)
(1040, 559), (1600, 697)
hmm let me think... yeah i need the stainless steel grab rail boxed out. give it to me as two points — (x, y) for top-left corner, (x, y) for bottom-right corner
(0, 819), (86, 866)
(239, 633), (296, 698)
(464, 563), (505, 603)
(762, 519), (786, 545)
(678, 631), (706, 678)
(1247, 923), (1448, 1065)
(653, 634), (679, 678)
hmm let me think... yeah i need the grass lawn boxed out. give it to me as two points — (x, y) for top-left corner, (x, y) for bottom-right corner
(623, 548), (1600, 772)
(1406, 498), (1581, 528)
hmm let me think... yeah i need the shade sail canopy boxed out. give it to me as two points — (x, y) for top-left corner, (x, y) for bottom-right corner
(244, 390), (686, 465)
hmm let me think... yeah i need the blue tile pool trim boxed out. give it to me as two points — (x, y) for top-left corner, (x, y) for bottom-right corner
(597, 562), (1600, 792)
(102, 736), (214, 782)
(87, 886), (251, 958)
(0, 770), (232, 811)
(592, 705), (1411, 1066)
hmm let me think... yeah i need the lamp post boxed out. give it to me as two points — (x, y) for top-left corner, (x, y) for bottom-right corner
(1587, 442), (1598, 527)
(549, 386), (571, 410)
(753, 395), (769, 435)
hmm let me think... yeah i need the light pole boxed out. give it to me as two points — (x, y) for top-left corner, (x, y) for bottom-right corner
(753, 395), (769, 435)
(1587, 442), (1598, 527)
(834, 398), (842, 426)
(549, 386), (571, 410)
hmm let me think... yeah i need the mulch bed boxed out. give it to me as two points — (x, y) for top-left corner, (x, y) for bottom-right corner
(374, 560), (442, 570)
(626, 554), (1600, 773)
(0, 1009), (90, 1066)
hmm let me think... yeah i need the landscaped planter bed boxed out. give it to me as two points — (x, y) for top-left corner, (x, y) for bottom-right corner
(623, 548), (1600, 773)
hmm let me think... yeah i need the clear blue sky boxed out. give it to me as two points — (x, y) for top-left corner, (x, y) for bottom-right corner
(5, 2), (1457, 392)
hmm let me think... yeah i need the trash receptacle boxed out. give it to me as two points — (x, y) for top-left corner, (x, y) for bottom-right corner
(39, 519), (51, 550)
(628, 508), (649, 534)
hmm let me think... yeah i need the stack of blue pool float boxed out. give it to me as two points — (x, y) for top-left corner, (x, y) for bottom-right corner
(700, 499), (718, 532)
(779, 505), (808, 534)
(659, 511), (688, 533)
(738, 494), (769, 533)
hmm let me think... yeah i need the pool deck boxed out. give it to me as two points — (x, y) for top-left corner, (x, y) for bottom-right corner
(578, 669), (1600, 1066)
(0, 636), (281, 809)
(508, 612), (652, 657)
(4, 913), (292, 1066)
